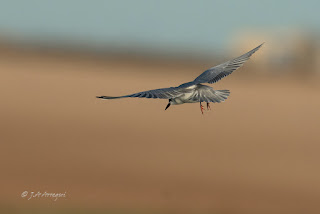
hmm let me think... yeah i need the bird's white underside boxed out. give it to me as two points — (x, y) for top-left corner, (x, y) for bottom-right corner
(171, 92), (195, 105)
(170, 85), (197, 105)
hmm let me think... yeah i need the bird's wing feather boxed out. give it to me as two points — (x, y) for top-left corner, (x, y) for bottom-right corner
(97, 86), (190, 100)
(192, 43), (263, 84)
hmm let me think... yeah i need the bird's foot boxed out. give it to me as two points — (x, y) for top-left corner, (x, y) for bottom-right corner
(200, 103), (204, 114)
(207, 103), (211, 110)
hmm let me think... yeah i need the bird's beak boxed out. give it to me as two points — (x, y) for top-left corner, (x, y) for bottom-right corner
(165, 102), (171, 110)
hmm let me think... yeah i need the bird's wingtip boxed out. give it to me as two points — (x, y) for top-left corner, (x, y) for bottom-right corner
(96, 95), (122, 99)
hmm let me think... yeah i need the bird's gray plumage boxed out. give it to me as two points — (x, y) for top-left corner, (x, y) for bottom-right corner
(97, 86), (189, 100)
(97, 43), (263, 112)
(193, 43), (263, 84)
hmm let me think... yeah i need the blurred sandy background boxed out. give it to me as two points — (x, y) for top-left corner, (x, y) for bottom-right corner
(0, 1), (320, 214)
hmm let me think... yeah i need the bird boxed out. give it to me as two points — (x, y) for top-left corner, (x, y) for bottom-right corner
(97, 43), (263, 114)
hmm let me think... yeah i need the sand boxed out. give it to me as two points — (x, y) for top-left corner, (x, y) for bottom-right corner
(1, 51), (320, 214)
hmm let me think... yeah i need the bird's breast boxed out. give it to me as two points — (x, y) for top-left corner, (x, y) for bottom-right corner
(171, 92), (197, 105)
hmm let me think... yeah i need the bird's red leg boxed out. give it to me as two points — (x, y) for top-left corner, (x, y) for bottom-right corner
(200, 102), (204, 114)
(207, 102), (211, 110)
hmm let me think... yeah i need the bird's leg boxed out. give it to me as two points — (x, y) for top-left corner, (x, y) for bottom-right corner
(200, 102), (204, 114)
(207, 102), (211, 110)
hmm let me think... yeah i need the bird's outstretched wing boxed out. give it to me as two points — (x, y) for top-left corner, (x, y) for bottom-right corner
(192, 43), (264, 84)
(97, 86), (190, 100)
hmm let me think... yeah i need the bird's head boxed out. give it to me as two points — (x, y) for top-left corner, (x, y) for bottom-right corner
(165, 99), (172, 110)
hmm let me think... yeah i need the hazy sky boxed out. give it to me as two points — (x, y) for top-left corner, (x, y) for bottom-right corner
(0, 0), (318, 53)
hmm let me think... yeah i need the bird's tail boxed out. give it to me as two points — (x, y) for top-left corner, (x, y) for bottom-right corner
(214, 90), (230, 101)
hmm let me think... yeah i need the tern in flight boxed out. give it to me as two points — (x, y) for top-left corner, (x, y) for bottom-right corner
(97, 43), (263, 114)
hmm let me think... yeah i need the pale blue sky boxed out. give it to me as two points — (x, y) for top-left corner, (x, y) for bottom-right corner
(0, 0), (318, 53)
